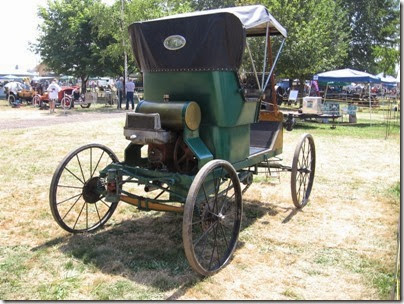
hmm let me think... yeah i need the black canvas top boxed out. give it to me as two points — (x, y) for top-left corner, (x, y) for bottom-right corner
(128, 13), (246, 72)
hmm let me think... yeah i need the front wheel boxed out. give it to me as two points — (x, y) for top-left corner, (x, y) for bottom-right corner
(183, 159), (242, 276)
(49, 144), (119, 233)
(8, 94), (16, 105)
(32, 95), (41, 107)
(61, 97), (72, 110)
(80, 103), (91, 108)
(291, 133), (316, 208)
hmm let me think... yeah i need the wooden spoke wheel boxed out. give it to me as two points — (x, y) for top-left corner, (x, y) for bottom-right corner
(60, 97), (72, 110)
(32, 95), (41, 107)
(174, 136), (197, 174)
(49, 144), (119, 233)
(291, 133), (316, 208)
(183, 159), (242, 276)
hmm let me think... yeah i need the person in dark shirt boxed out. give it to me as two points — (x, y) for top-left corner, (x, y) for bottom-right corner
(72, 87), (81, 108)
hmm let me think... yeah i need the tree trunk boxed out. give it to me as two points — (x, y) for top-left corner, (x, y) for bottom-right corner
(81, 76), (88, 93)
(299, 79), (305, 107)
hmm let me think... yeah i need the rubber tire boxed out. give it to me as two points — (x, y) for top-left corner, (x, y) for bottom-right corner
(8, 94), (16, 105)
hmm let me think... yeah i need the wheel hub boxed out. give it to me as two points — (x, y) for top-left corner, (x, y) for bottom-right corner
(82, 177), (104, 203)
(200, 200), (219, 231)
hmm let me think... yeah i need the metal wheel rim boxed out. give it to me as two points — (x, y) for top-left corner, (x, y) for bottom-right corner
(291, 134), (316, 208)
(49, 144), (119, 233)
(183, 160), (242, 276)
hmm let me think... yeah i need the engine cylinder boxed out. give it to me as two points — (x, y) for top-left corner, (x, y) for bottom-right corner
(136, 100), (201, 131)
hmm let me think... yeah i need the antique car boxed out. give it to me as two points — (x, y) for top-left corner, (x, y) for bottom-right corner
(49, 5), (316, 276)
(4, 81), (37, 105)
(33, 86), (91, 109)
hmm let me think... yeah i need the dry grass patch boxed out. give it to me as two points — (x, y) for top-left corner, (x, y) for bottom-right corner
(0, 103), (400, 300)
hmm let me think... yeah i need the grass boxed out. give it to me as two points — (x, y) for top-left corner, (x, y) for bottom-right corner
(0, 99), (400, 300)
(313, 247), (396, 299)
(291, 111), (400, 139)
(386, 182), (400, 204)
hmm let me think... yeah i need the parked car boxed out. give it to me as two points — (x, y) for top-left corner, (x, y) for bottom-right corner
(4, 81), (36, 105)
(33, 86), (91, 109)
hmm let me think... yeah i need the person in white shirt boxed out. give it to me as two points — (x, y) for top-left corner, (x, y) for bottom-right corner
(47, 79), (61, 113)
(125, 79), (135, 110)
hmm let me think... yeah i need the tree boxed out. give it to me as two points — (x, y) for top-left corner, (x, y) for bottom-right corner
(34, 0), (117, 92)
(189, 0), (237, 10)
(372, 45), (400, 76)
(92, 0), (192, 77)
(239, 0), (350, 92)
(338, 0), (400, 74)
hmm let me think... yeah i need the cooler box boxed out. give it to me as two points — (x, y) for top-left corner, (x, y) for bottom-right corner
(302, 97), (323, 114)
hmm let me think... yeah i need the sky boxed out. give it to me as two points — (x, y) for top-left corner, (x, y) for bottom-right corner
(0, 0), (115, 73)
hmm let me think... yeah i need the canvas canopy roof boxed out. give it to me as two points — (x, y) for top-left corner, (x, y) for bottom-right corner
(128, 5), (286, 72)
(314, 68), (381, 83)
(150, 5), (287, 37)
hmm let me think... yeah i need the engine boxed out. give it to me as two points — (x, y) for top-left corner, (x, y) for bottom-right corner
(123, 100), (201, 174)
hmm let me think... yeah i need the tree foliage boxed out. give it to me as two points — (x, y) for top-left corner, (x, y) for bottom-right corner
(338, 0), (400, 74)
(35, 0), (118, 91)
(91, 0), (192, 76)
(239, 0), (350, 89)
(188, 0), (237, 10)
(35, 0), (400, 86)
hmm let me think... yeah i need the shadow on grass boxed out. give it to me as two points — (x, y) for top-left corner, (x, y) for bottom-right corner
(33, 199), (286, 299)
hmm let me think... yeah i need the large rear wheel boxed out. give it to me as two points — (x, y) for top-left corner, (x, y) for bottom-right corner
(291, 133), (316, 208)
(49, 144), (119, 233)
(183, 159), (242, 276)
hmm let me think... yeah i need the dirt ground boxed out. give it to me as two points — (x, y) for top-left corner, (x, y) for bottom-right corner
(0, 103), (400, 300)
(0, 105), (125, 130)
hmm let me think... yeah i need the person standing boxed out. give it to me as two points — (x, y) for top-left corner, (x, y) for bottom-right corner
(72, 86), (81, 108)
(47, 79), (61, 113)
(125, 78), (135, 110)
(115, 77), (124, 109)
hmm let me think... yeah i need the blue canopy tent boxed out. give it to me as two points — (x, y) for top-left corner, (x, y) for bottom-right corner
(313, 68), (381, 122)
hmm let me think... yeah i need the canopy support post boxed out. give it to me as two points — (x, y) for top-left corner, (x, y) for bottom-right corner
(369, 82), (372, 125)
(324, 82), (329, 101)
(262, 38), (286, 92)
(246, 40), (262, 91)
(261, 23), (270, 88)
